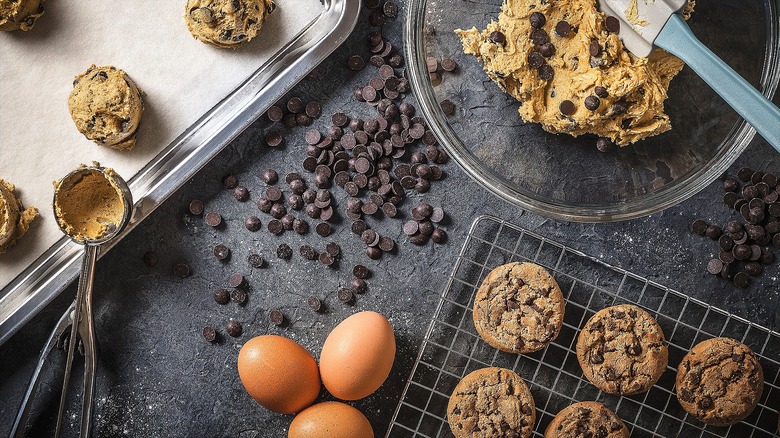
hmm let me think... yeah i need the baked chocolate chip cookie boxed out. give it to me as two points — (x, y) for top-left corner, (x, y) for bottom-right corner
(576, 304), (668, 395)
(0, 0), (45, 32)
(676, 337), (763, 427)
(68, 65), (144, 151)
(447, 367), (536, 438)
(185, 0), (276, 49)
(544, 401), (629, 438)
(473, 262), (565, 354)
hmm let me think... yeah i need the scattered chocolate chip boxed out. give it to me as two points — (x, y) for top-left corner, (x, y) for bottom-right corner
(269, 309), (285, 326)
(231, 289), (247, 305)
(267, 106), (284, 122)
(338, 288), (354, 303)
(348, 55), (365, 71)
(300, 245), (318, 261)
(267, 219), (284, 235)
(431, 228), (448, 244)
(174, 263), (190, 278)
(265, 131), (283, 147)
(733, 271), (751, 288)
(596, 137), (613, 153)
(353, 264), (370, 279)
(222, 174), (238, 189)
(277, 243), (293, 260)
(247, 253), (264, 268)
(441, 58), (457, 72)
(214, 288), (230, 305)
(205, 212), (222, 227)
(202, 326), (217, 343)
(440, 99), (455, 115)
(307, 295), (322, 312)
(705, 224), (722, 240)
(226, 320), (243, 337)
(707, 259), (723, 275)
(189, 199), (204, 216)
(213, 244), (231, 261)
(315, 222), (332, 237)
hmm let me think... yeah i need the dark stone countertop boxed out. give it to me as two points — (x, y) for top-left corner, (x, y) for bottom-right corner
(2, 2), (779, 437)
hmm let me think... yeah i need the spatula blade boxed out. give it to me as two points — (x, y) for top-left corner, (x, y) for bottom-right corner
(598, 0), (686, 57)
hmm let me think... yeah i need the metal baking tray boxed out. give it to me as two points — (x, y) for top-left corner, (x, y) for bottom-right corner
(0, 0), (360, 346)
(387, 216), (780, 437)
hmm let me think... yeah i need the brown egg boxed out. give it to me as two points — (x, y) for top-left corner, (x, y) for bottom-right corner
(319, 311), (396, 400)
(237, 335), (321, 414)
(288, 401), (373, 438)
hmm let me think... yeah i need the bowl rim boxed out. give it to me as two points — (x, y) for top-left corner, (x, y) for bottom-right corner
(405, 0), (780, 223)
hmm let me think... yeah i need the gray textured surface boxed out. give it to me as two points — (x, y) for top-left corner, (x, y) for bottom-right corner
(1, 2), (779, 437)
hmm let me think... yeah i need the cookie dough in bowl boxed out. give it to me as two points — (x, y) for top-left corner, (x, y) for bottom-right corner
(0, 179), (39, 254)
(456, 0), (694, 147)
(68, 65), (144, 151)
(0, 0), (45, 32)
(185, 0), (276, 49)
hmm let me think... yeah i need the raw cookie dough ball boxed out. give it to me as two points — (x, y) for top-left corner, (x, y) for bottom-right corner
(0, 179), (39, 254)
(68, 65), (144, 151)
(185, 0), (276, 49)
(0, 0), (45, 32)
(676, 337), (763, 427)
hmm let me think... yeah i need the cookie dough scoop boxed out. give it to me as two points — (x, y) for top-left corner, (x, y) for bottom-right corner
(598, 0), (780, 150)
(0, 0), (45, 31)
(185, 0), (276, 48)
(10, 164), (132, 438)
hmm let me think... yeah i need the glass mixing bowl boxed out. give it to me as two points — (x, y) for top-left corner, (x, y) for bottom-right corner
(405, 0), (780, 222)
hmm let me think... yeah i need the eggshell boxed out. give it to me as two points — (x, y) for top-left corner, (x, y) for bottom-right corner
(237, 335), (321, 414)
(288, 402), (374, 438)
(319, 311), (396, 400)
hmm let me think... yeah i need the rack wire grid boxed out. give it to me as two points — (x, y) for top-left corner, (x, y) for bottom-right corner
(387, 215), (780, 438)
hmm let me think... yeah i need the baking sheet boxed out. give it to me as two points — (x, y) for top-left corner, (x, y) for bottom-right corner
(0, 0), (323, 286)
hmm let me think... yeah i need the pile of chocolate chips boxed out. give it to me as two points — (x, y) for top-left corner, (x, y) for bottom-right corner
(692, 167), (778, 288)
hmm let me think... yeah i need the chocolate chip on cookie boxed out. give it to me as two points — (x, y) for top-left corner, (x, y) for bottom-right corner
(577, 304), (668, 395)
(544, 401), (629, 438)
(676, 337), (763, 427)
(473, 262), (565, 354)
(448, 367), (536, 438)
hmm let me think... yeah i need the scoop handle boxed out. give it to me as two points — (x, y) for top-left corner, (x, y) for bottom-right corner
(655, 14), (780, 151)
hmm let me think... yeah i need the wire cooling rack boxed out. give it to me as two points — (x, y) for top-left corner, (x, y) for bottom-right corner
(386, 215), (780, 438)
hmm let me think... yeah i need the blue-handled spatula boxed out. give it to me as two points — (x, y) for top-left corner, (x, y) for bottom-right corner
(597, 0), (780, 151)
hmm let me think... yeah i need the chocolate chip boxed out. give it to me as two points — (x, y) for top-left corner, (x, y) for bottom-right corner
(605, 16), (620, 33)
(529, 11), (546, 28)
(745, 261), (763, 276)
(590, 351), (604, 364)
(353, 264), (370, 279)
(693, 219), (710, 236)
(305, 101), (321, 119)
(222, 174), (238, 189)
(240, 215), (260, 232)
(596, 137), (613, 152)
(143, 251), (159, 268)
(348, 55), (365, 71)
(202, 326), (217, 343)
(490, 30), (506, 45)
(269, 309), (285, 326)
(559, 100), (575, 116)
(267, 106), (283, 122)
(441, 58), (457, 72)
(611, 100), (628, 116)
(213, 244), (231, 261)
(231, 289), (247, 305)
(531, 28), (549, 46)
(584, 96), (600, 111)
(440, 99), (455, 116)
(307, 295), (322, 312)
(276, 243), (293, 260)
(205, 211), (222, 227)
(733, 271), (751, 288)
(707, 259), (723, 275)
(555, 20), (572, 37)
(378, 236), (395, 252)
(705, 224), (721, 240)
(269, 203), (286, 219)
(315, 222), (332, 237)
(174, 263), (190, 278)
(226, 320), (243, 337)
(257, 198), (273, 213)
(338, 288), (354, 304)
(539, 42), (556, 58)
(214, 288), (230, 305)
(267, 219), (284, 235)
(538, 64), (554, 81)
(300, 245), (318, 260)
(594, 86), (608, 99)
(431, 228), (448, 244)
(528, 52), (544, 69)
(246, 253), (264, 268)
(760, 247), (774, 265)
(265, 131), (283, 147)
(589, 39), (601, 56)
(188, 199), (204, 216)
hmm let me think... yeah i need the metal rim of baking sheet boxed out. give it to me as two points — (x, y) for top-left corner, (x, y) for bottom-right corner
(386, 215), (780, 437)
(0, 0), (361, 347)
(404, 0), (780, 223)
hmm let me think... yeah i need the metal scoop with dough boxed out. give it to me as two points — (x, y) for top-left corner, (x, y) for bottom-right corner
(10, 164), (132, 438)
(598, 0), (780, 150)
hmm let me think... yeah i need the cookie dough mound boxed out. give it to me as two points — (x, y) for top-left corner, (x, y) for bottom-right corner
(0, 0), (45, 32)
(68, 65), (144, 151)
(676, 337), (763, 427)
(473, 262), (565, 354)
(545, 401), (629, 438)
(576, 304), (667, 395)
(456, 0), (692, 146)
(447, 367), (536, 438)
(185, 0), (276, 49)
(0, 179), (38, 254)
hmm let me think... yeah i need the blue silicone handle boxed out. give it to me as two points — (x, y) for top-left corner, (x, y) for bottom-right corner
(655, 14), (780, 151)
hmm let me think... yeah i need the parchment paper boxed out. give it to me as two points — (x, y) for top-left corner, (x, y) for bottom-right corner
(0, 0), (324, 286)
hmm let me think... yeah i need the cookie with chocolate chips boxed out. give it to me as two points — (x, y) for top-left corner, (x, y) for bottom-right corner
(544, 401), (628, 438)
(185, 0), (275, 49)
(676, 337), (763, 427)
(447, 367), (536, 438)
(473, 262), (565, 354)
(576, 304), (667, 395)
